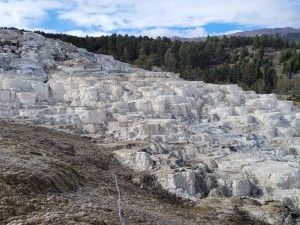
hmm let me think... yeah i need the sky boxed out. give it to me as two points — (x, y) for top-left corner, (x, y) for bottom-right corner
(0, 0), (300, 38)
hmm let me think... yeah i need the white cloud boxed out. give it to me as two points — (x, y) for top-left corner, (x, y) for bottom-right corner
(138, 27), (207, 38)
(0, 0), (67, 29)
(0, 0), (300, 37)
(212, 30), (244, 36)
(65, 29), (111, 37)
(57, 0), (300, 31)
(32, 28), (59, 34)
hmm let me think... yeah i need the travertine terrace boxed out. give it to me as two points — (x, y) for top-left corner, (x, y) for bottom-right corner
(1, 29), (300, 223)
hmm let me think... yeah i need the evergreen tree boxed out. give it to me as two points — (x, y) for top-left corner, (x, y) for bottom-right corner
(164, 49), (177, 71)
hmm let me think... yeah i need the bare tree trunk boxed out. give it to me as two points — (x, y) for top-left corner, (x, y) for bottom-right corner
(115, 174), (126, 225)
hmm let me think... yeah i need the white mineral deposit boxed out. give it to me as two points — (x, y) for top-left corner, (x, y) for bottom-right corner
(1, 29), (300, 217)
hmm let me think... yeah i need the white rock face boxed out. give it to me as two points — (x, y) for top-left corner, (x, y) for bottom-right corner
(114, 149), (153, 171)
(156, 170), (197, 198)
(1, 29), (300, 216)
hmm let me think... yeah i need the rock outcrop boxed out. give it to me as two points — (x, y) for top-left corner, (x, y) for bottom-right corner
(0, 29), (300, 222)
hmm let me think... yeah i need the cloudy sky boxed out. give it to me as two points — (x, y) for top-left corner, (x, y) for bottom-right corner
(0, 0), (300, 37)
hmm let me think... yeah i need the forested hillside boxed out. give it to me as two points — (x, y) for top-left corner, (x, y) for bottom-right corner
(35, 31), (300, 98)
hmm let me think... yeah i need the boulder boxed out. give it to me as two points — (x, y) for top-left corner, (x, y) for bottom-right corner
(114, 149), (153, 171)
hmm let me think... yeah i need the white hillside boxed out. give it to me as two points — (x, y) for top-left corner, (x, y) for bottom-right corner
(1, 29), (300, 217)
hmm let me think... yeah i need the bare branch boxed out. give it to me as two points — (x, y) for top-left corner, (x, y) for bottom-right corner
(115, 174), (126, 225)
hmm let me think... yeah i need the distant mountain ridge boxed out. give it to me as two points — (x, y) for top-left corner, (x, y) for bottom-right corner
(172, 27), (300, 42)
(233, 27), (300, 37)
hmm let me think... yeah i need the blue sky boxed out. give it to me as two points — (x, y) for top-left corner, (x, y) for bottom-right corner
(0, 0), (299, 37)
